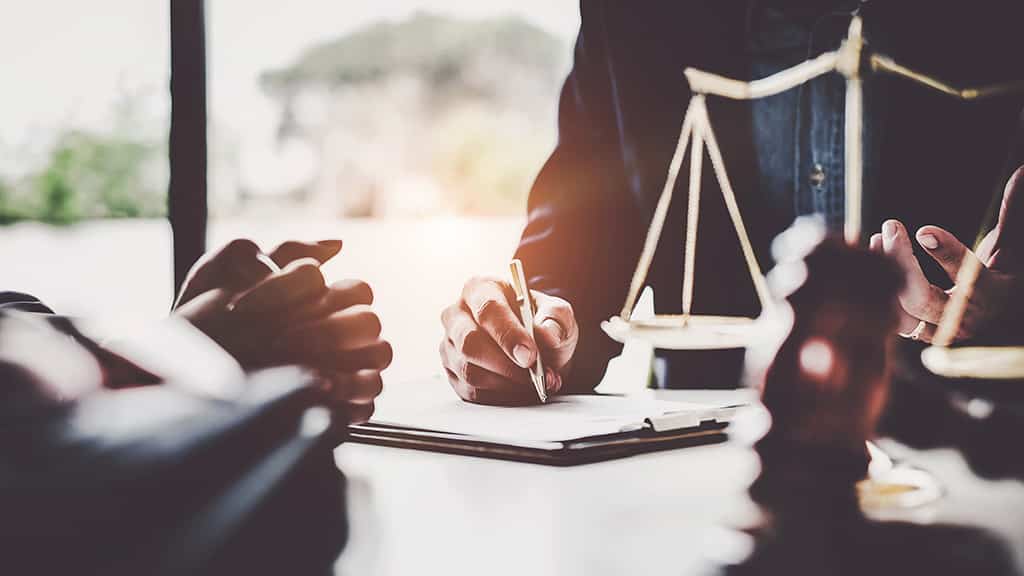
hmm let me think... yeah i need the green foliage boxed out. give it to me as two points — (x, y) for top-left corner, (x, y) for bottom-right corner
(1, 126), (165, 225)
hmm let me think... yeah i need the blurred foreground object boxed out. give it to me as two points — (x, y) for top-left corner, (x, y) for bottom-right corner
(726, 219), (1016, 575)
(756, 217), (904, 452)
(760, 220), (940, 509)
(0, 312), (347, 575)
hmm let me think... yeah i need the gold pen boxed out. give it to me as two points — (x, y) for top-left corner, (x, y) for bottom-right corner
(509, 259), (547, 403)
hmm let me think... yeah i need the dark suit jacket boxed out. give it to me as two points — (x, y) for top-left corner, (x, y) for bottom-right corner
(515, 1), (1024, 391)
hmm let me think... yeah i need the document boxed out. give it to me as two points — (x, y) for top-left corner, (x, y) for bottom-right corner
(373, 394), (729, 443)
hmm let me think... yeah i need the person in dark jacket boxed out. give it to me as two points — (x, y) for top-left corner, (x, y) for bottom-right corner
(439, 0), (1024, 404)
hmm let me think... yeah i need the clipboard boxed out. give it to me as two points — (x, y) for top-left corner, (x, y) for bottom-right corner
(347, 394), (736, 466)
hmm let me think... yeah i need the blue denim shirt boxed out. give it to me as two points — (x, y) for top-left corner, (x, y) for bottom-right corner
(747, 5), (878, 233)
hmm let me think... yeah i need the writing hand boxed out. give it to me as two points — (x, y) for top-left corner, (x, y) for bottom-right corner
(439, 276), (578, 405)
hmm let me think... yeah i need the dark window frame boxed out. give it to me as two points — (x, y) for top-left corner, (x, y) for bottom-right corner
(169, 0), (208, 292)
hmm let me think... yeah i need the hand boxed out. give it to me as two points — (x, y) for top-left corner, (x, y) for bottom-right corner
(440, 276), (578, 405)
(174, 238), (343, 308)
(174, 239), (342, 365)
(173, 239), (391, 424)
(869, 220), (1014, 343)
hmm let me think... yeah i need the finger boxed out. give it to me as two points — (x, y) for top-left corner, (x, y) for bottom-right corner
(443, 305), (530, 385)
(278, 305), (383, 354)
(882, 220), (948, 323)
(292, 279), (375, 325)
(546, 365), (563, 394)
(176, 239), (267, 305)
(325, 369), (383, 404)
(445, 370), (542, 406)
(444, 335), (531, 389)
(231, 258), (327, 317)
(344, 402), (376, 425)
(869, 233), (882, 253)
(532, 292), (578, 369)
(461, 278), (536, 368)
(440, 339), (526, 391)
(915, 226), (980, 283)
(327, 341), (393, 372)
(269, 239), (342, 267)
(326, 279), (374, 309)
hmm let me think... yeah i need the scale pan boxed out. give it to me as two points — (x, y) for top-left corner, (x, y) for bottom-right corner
(921, 345), (1024, 380)
(601, 314), (759, 350)
(857, 467), (942, 513)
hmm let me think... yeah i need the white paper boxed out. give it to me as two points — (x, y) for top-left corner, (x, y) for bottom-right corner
(373, 394), (720, 443)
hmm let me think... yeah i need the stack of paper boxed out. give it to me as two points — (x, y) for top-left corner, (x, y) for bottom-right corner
(373, 394), (733, 444)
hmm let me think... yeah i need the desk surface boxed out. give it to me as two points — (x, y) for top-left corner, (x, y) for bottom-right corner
(334, 389), (760, 576)
(332, 388), (1024, 576)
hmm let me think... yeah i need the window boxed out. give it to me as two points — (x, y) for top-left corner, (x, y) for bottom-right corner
(0, 1), (579, 379)
(207, 1), (579, 380)
(0, 0), (171, 335)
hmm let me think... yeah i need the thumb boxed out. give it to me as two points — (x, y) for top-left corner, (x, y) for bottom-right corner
(270, 239), (343, 267)
(882, 219), (930, 297)
(915, 226), (977, 282)
(175, 239), (266, 308)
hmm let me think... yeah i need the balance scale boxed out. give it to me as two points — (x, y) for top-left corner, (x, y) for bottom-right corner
(600, 14), (1024, 510)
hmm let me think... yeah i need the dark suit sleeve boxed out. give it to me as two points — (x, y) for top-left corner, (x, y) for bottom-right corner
(0, 291), (54, 314)
(513, 2), (643, 392)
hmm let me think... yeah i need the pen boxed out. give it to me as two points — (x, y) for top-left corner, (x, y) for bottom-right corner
(509, 259), (547, 403)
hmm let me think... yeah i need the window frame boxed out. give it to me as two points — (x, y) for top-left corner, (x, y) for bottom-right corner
(169, 0), (208, 292)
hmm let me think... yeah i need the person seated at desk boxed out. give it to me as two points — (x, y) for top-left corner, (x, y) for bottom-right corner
(438, 0), (1024, 405)
(2, 237), (392, 422)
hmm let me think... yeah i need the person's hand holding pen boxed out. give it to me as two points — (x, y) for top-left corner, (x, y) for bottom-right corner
(173, 238), (392, 424)
(439, 273), (579, 405)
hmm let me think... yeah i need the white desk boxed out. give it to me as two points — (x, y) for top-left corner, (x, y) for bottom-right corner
(333, 389), (766, 576)
(332, 380), (1024, 575)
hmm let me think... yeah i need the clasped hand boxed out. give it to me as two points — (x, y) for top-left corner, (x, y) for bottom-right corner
(174, 239), (392, 423)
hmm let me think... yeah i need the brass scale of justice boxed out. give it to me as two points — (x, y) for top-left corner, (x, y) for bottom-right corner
(598, 15), (1024, 509)
(601, 15), (1024, 380)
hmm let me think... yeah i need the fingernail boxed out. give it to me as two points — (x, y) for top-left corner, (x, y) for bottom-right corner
(513, 344), (533, 368)
(540, 318), (565, 341)
(883, 221), (897, 241)
(917, 233), (939, 249)
(318, 240), (343, 249)
(546, 367), (559, 392)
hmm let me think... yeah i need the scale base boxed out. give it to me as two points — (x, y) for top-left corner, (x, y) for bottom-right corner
(601, 314), (760, 350)
(858, 466), (943, 513)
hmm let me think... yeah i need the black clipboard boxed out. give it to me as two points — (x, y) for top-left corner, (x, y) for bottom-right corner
(347, 419), (729, 466)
